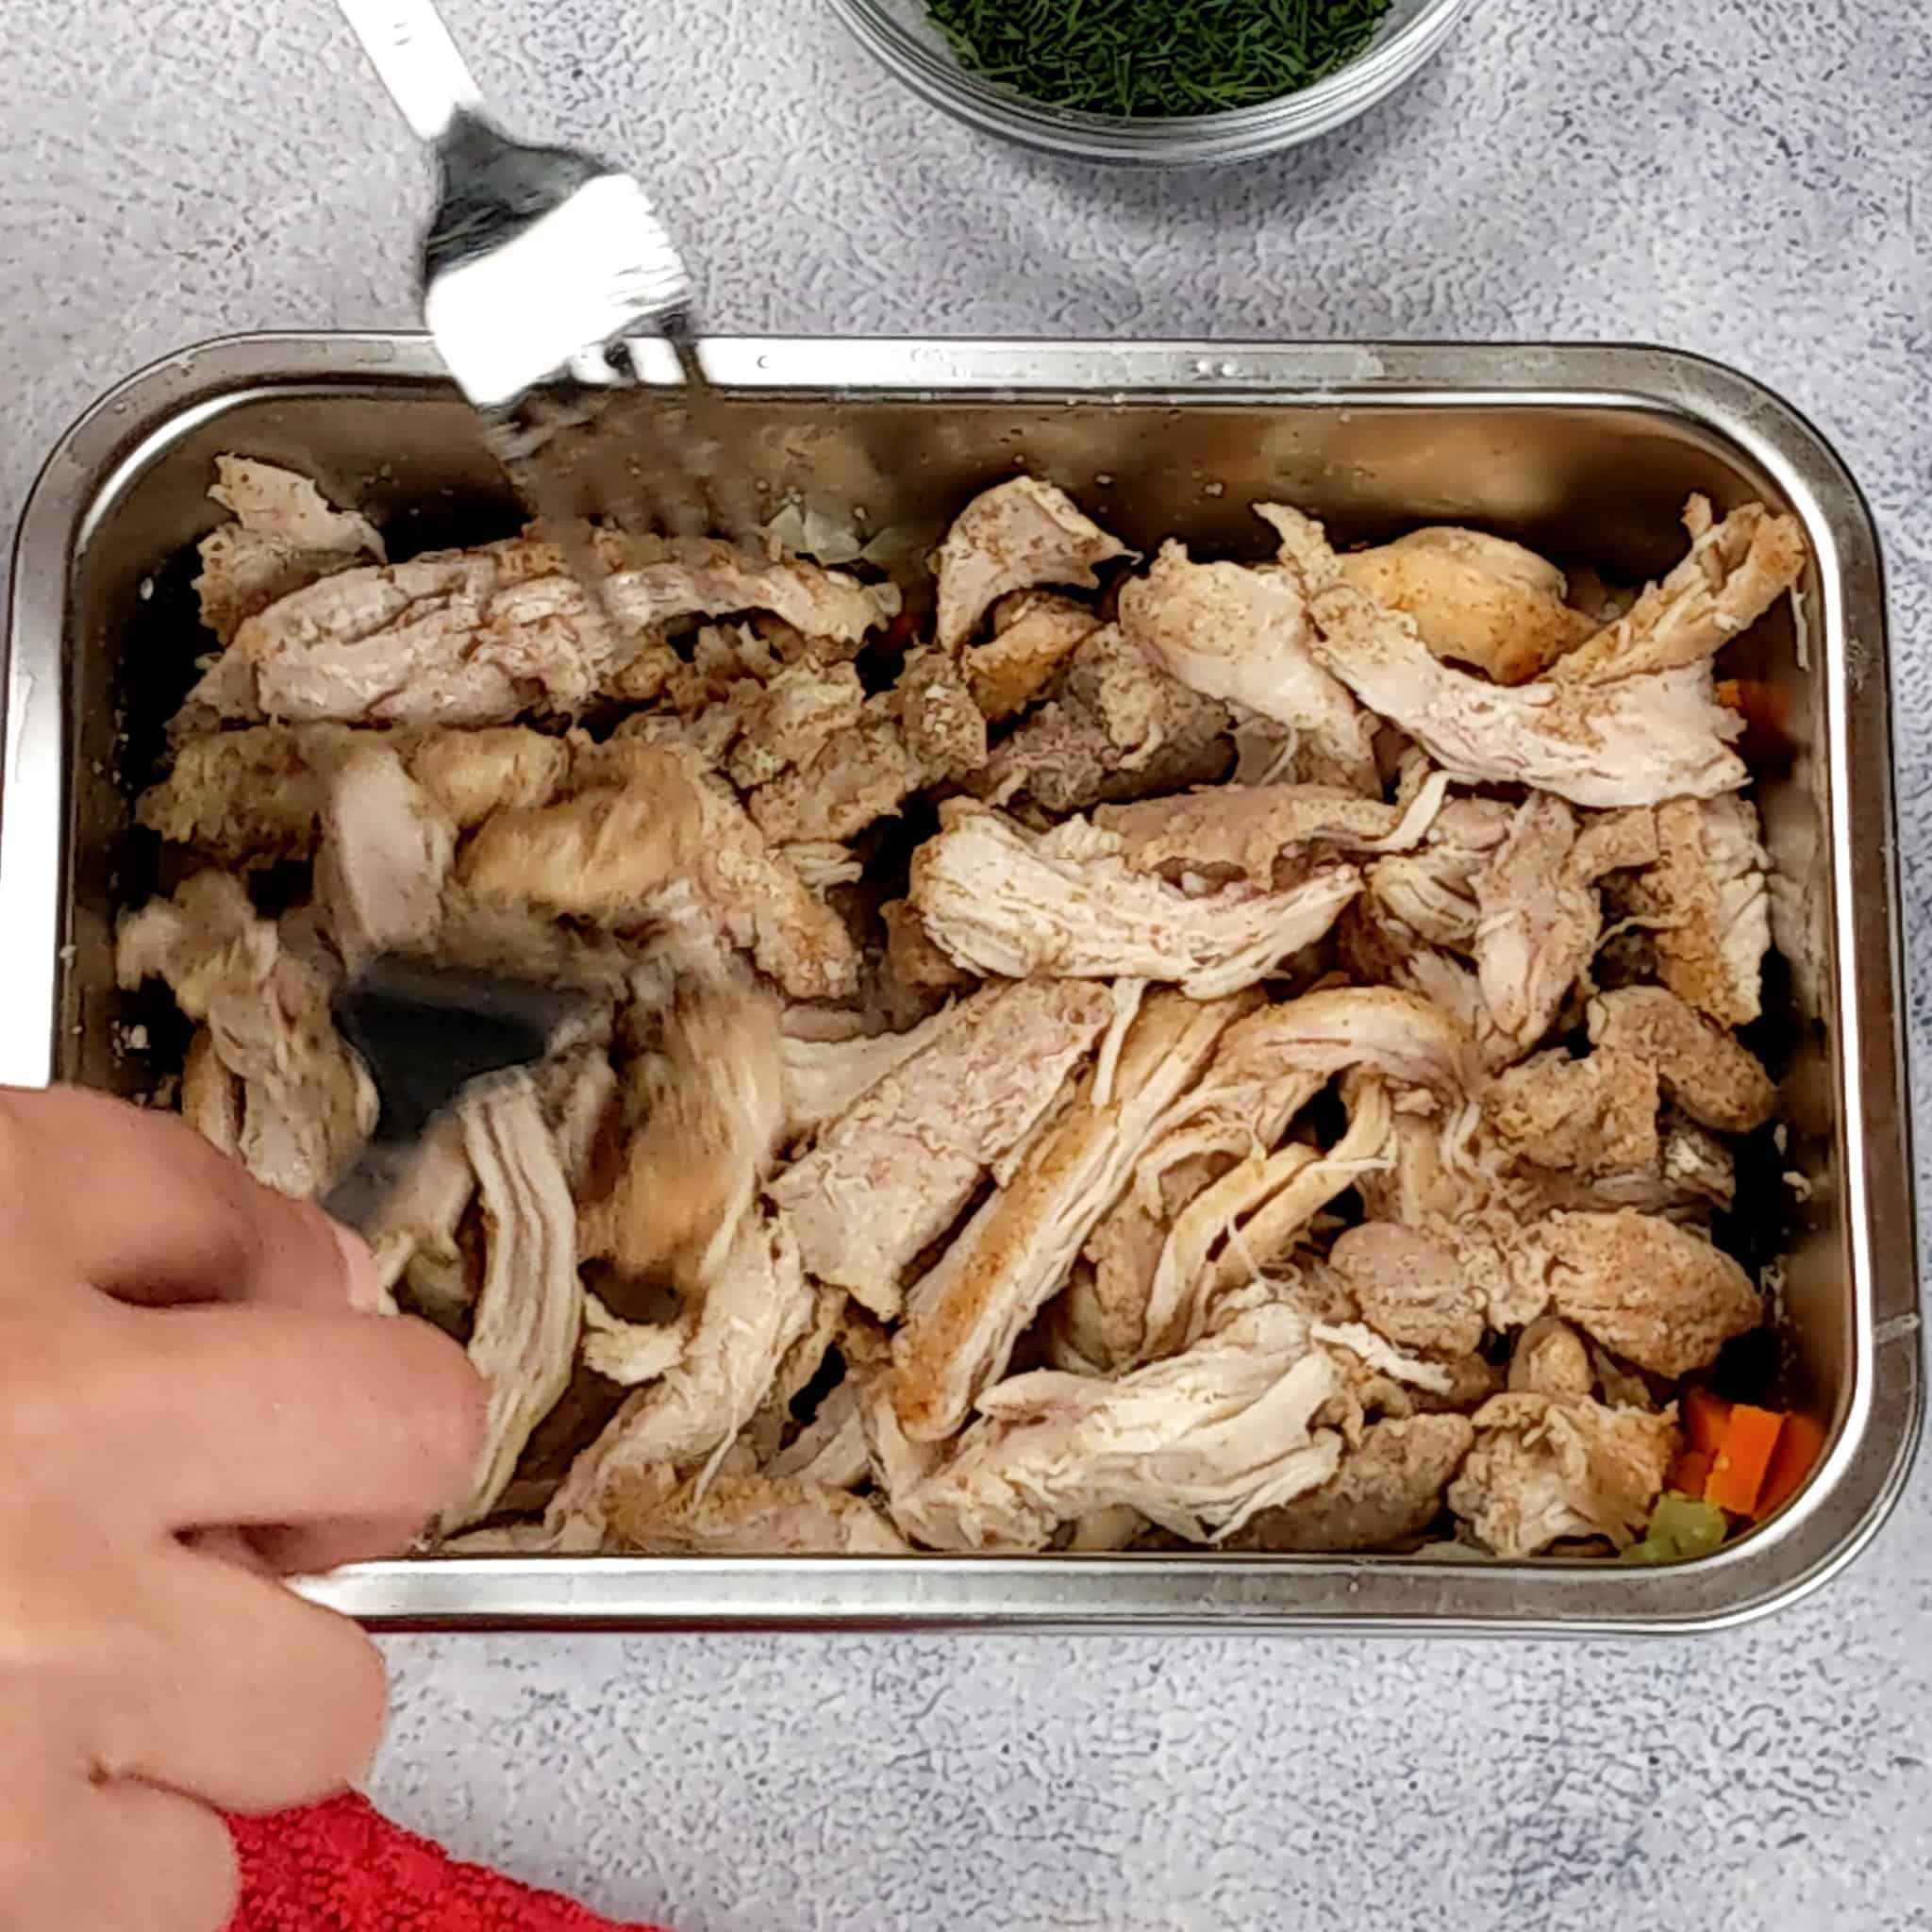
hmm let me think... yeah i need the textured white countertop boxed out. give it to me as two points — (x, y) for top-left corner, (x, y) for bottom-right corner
(7, 0), (1931, 1924)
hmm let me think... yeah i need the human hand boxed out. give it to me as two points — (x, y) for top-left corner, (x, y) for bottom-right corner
(0, 1087), (484, 1932)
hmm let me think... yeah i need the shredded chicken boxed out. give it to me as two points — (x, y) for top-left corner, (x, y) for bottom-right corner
(1587, 987), (1777, 1133)
(1231, 1412), (1474, 1552)
(1121, 535), (1377, 792)
(192, 457), (386, 647)
(1449, 1391), (1679, 1557)
(890, 991), (1254, 1441)
(1338, 527), (1594, 686)
(771, 980), (1113, 1321)
(1553, 499), (1807, 684)
(934, 477), (1130, 651)
(1518, 1208), (1761, 1376)
(879, 1303), (1342, 1552)
(442, 1077), (583, 1531)
(126, 462), (1806, 1570)
(909, 802), (1360, 997)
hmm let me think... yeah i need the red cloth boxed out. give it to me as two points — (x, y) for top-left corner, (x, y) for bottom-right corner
(225, 1792), (669, 1931)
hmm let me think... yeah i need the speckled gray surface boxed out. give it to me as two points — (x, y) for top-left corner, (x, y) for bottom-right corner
(8, 0), (1932, 1924)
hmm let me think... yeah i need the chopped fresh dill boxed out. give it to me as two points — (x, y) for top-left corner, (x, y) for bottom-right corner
(926, 0), (1394, 118)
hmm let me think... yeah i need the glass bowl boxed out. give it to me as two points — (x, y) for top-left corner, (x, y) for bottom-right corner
(828, 0), (1474, 166)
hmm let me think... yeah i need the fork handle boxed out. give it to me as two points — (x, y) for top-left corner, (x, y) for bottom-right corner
(334, 0), (486, 143)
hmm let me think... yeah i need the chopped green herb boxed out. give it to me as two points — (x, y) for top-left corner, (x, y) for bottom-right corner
(926, 0), (1393, 118)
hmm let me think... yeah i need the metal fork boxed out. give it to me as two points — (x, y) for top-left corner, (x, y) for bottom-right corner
(334, 0), (749, 555)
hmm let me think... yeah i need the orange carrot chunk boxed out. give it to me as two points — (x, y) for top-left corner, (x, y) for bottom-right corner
(1683, 1389), (1733, 1458)
(1670, 1450), (1714, 1496)
(1757, 1413), (1828, 1517)
(1704, 1404), (1785, 1517)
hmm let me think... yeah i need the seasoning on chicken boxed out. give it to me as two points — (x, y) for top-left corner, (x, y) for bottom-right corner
(973, 624), (1234, 816)
(1586, 986), (1777, 1133)
(602, 1467), (910, 1555)
(1521, 1208), (1760, 1376)
(1448, 1390), (1680, 1557)
(879, 1302), (1342, 1552)
(441, 1076), (583, 1531)
(1552, 498), (1807, 685)
(889, 991), (1253, 1442)
(1120, 536), (1377, 792)
(461, 741), (859, 1002)
(116, 873), (375, 1199)
(409, 725), (573, 828)
(1338, 527), (1594, 686)
(934, 476), (1131, 652)
(192, 456), (386, 647)
(1506, 1316), (1595, 1400)
(1329, 1222), (1485, 1357)
(770, 979), (1114, 1321)
(1231, 1412), (1474, 1553)
(1483, 1048), (1661, 1177)
(724, 658), (865, 790)
(966, 591), (1101, 722)
(908, 802), (1361, 998)
(1634, 796), (1773, 1026)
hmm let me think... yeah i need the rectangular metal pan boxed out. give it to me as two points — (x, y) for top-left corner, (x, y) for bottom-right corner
(2, 334), (1916, 1631)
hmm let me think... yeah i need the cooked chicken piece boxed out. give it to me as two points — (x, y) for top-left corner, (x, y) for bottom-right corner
(934, 477), (1130, 651)
(770, 980), (1114, 1321)
(116, 874), (375, 1199)
(1506, 1316), (1595, 1400)
(1361, 797), (1516, 950)
(746, 709), (926, 843)
(178, 531), (893, 733)
(879, 899), (978, 1027)
(1338, 527), (1594, 685)
(1634, 796), (1773, 1026)
(967, 591), (1102, 721)
(908, 802), (1360, 999)
(1145, 1078), (1397, 1357)
(1311, 1317), (1461, 1399)
(1553, 498), (1807, 684)
(1449, 1391), (1679, 1557)
(891, 991), (1253, 1442)
(895, 644), (989, 777)
(581, 976), (784, 1291)
(462, 741), (859, 1001)
(602, 1466), (910, 1555)
(724, 659), (864, 789)
(1483, 1048), (1661, 1177)
(974, 625), (1234, 816)
(765, 1378), (873, 1490)
(1120, 537), (1377, 792)
(1473, 794), (1637, 1061)
(1586, 987), (1776, 1133)
(179, 1027), (242, 1158)
(736, 1285), (850, 1470)
(881, 1303), (1342, 1551)
(366, 1110), (475, 1316)
(1565, 566), (1638, 626)
(1530, 1115), (1738, 1222)
(778, 1005), (955, 1141)
(1330, 1223), (1485, 1356)
(1091, 774), (1449, 890)
(544, 1210), (816, 1542)
(1267, 506), (1748, 808)
(312, 742), (456, 964)
(409, 726), (571, 828)
(580, 1292), (689, 1389)
(1230, 1412), (1474, 1553)
(1518, 1208), (1759, 1376)
(442, 1077), (583, 1530)
(1054, 984), (1464, 1372)
(193, 457), (385, 646)
(139, 724), (365, 865)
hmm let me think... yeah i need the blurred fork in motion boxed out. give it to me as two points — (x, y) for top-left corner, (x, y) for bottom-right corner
(334, 0), (758, 592)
